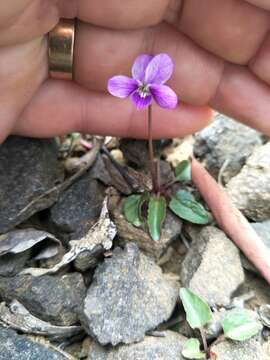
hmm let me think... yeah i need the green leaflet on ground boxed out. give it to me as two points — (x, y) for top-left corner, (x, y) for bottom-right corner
(169, 190), (210, 225)
(180, 288), (213, 329)
(221, 309), (262, 341)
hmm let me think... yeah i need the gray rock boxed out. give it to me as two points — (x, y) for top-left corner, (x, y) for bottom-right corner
(252, 221), (270, 248)
(0, 326), (66, 360)
(0, 136), (64, 233)
(80, 243), (179, 345)
(194, 114), (262, 183)
(212, 337), (270, 360)
(0, 273), (86, 326)
(242, 221), (270, 273)
(50, 175), (105, 242)
(226, 142), (270, 221)
(0, 251), (30, 276)
(238, 272), (270, 309)
(181, 226), (245, 307)
(87, 331), (186, 360)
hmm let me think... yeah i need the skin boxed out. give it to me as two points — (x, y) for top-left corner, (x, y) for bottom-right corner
(0, 0), (270, 144)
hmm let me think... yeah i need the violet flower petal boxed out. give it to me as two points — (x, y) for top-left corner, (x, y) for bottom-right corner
(107, 76), (138, 98)
(145, 53), (174, 85)
(132, 54), (153, 82)
(150, 84), (178, 109)
(131, 91), (152, 110)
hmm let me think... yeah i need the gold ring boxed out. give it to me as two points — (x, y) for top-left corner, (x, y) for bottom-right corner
(48, 19), (75, 80)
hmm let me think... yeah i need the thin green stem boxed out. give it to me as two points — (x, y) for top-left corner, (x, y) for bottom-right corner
(148, 105), (158, 193)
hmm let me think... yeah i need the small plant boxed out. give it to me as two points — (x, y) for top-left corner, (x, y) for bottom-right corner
(179, 288), (263, 359)
(108, 54), (210, 240)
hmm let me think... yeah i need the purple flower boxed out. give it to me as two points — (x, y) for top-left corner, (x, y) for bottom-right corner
(107, 53), (178, 110)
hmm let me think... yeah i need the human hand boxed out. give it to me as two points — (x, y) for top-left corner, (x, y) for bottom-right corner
(1, 0), (270, 144)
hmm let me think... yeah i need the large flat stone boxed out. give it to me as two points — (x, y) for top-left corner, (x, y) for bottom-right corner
(80, 243), (179, 345)
(181, 226), (244, 306)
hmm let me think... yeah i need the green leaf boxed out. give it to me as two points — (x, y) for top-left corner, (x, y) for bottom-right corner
(175, 160), (191, 182)
(175, 190), (195, 202)
(147, 196), (167, 241)
(123, 194), (143, 227)
(221, 309), (263, 341)
(169, 190), (210, 225)
(180, 288), (213, 329)
(182, 339), (205, 359)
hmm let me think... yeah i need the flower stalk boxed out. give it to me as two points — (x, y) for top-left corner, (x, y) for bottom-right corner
(148, 105), (159, 193)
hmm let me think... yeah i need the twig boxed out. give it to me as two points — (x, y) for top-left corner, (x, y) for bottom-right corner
(199, 327), (209, 356)
(181, 233), (191, 249)
(218, 158), (230, 185)
(146, 330), (166, 337)
(101, 145), (139, 191)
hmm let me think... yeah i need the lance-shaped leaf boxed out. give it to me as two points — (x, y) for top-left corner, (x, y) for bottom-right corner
(147, 196), (166, 241)
(123, 194), (143, 227)
(182, 338), (205, 359)
(180, 288), (212, 329)
(175, 160), (191, 182)
(169, 190), (210, 224)
(221, 309), (263, 341)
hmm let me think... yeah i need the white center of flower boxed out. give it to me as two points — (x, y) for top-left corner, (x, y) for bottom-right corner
(138, 83), (150, 98)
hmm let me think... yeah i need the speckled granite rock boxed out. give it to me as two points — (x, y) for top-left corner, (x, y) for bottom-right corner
(194, 114), (262, 183)
(87, 331), (186, 360)
(226, 142), (270, 221)
(212, 337), (270, 360)
(0, 273), (86, 326)
(181, 226), (244, 307)
(80, 243), (179, 345)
